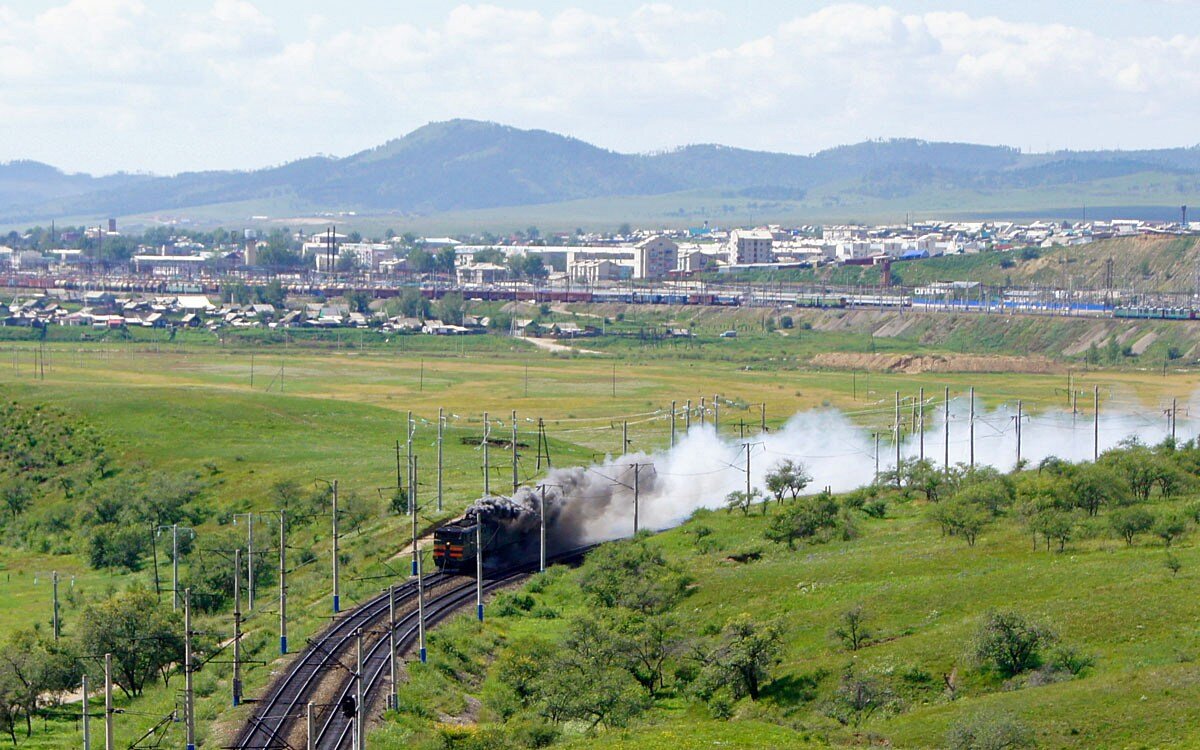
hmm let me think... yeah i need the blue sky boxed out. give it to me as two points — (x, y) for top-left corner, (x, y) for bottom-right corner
(1, 1), (1198, 174)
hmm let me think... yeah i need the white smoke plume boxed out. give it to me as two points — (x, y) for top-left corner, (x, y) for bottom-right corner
(470, 394), (1194, 548)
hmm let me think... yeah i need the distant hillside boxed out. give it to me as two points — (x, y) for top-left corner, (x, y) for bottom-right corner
(4, 120), (1200, 226)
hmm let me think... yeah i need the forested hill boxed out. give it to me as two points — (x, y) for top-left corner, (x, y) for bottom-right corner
(4, 119), (1200, 222)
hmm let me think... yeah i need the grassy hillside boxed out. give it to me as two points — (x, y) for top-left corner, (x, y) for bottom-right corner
(0, 329), (1193, 750)
(374, 446), (1200, 749)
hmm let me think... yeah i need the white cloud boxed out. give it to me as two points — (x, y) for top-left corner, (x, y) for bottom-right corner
(4, 2), (1200, 174)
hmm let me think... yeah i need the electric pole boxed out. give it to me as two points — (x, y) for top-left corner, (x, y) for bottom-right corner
(894, 391), (901, 486)
(233, 548), (242, 706)
(538, 485), (548, 572)
(685, 399), (692, 431)
(51, 571), (59, 641)
(969, 387), (976, 468)
(437, 408), (444, 512)
(354, 629), (364, 750)
(629, 463), (643, 535)
(483, 412), (490, 496)
(1016, 400), (1023, 465)
(670, 400), (676, 447)
(944, 386), (950, 470)
(388, 585), (398, 710)
(476, 520), (484, 622)
(713, 394), (720, 434)
(417, 548), (427, 664)
(103, 654), (113, 750)
(918, 387), (925, 461)
(184, 588), (194, 750)
(82, 673), (90, 750)
(331, 480), (340, 613)
(1094, 385), (1100, 461)
(279, 510), (288, 655)
(411, 455), (419, 577)
(511, 410), (519, 493)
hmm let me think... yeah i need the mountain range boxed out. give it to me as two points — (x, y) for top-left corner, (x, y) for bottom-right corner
(4, 119), (1200, 227)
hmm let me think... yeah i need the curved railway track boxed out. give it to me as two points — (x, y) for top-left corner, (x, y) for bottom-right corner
(233, 549), (592, 750)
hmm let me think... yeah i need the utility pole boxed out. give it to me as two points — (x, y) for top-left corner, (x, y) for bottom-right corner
(1094, 385), (1100, 461)
(944, 387), (950, 470)
(406, 412), (415, 517)
(244, 513), (254, 611)
(918, 388), (925, 461)
(355, 629), (364, 750)
(874, 432), (880, 480)
(744, 443), (753, 498)
(388, 585), (398, 710)
(416, 548), (427, 664)
(184, 588), (194, 750)
(894, 391), (902, 486)
(969, 387), (976, 468)
(411, 455), (419, 577)
(476, 520), (484, 622)
(1171, 397), (1178, 443)
(713, 394), (720, 434)
(437, 408), (444, 512)
(685, 399), (692, 431)
(670, 400), (677, 447)
(233, 548), (242, 707)
(103, 654), (113, 750)
(279, 510), (287, 655)
(483, 412), (490, 496)
(331, 480), (340, 613)
(1016, 400), (1023, 466)
(761, 403), (767, 433)
(622, 421), (628, 455)
(630, 463), (643, 534)
(51, 571), (59, 638)
(171, 524), (180, 611)
(511, 410), (519, 493)
(82, 674), (90, 750)
(538, 485), (547, 572)
(700, 397), (706, 427)
(306, 703), (315, 750)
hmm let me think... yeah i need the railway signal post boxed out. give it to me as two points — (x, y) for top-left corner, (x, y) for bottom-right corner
(417, 550), (427, 664)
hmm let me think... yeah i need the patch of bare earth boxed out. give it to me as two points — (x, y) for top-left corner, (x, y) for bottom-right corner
(811, 352), (1063, 374)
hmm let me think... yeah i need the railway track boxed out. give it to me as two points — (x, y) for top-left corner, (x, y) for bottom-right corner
(232, 549), (592, 750)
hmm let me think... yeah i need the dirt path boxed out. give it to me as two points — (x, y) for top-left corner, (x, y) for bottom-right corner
(521, 337), (604, 355)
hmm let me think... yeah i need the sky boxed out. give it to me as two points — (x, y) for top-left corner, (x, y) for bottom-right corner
(2, 0), (1200, 175)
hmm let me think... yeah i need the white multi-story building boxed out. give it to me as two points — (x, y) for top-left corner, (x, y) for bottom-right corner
(728, 229), (775, 265)
(633, 235), (679, 279)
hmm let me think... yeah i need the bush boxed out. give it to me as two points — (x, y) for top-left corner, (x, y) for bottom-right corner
(946, 713), (1035, 750)
(779, 315), (794, 329)
(973, 611), (1056, 677)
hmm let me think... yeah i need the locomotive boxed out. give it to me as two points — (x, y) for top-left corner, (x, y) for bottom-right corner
(432, 514), (528, 573)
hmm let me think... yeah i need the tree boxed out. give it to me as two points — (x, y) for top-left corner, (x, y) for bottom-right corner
(396, 287), (430, 319)
(833, 604), (871, 651)
(973, 611), (1055, 678)
(931, 498), (991, 547)
(1153, 512), (1187, 548)
(700, 614), (781, 701)
(1109, 507), (1154, 546)
(724, 489), (758, 515)
(764, 460), (811, 503)
(1069, 464), (1129, 515)
(345, 290), (371, 315)
(0, 480), (31, 519)
(87, 524), (148, 571)
(0, 630), (80, 738)
(77, 588), (184, 698)
(435, 292), (466, 325)
(578, 539), (690, 615)
(613, 612), (678, 696)
(764, 493), (839, 549)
